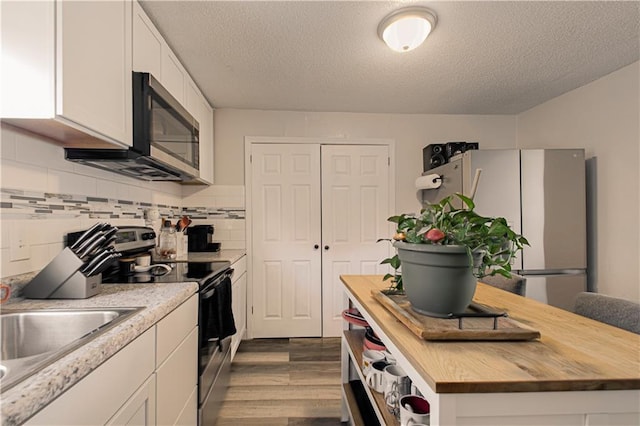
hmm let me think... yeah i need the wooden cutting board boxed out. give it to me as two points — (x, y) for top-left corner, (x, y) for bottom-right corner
(372, 291), (541, 341)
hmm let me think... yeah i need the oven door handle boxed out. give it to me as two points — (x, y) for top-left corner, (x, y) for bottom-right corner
(201, 268), (234, 297)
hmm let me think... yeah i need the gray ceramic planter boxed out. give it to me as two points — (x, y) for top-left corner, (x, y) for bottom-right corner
(393, 241), (480, 317)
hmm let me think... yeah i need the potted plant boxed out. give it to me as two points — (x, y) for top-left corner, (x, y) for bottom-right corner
(381, 193), (528, 317)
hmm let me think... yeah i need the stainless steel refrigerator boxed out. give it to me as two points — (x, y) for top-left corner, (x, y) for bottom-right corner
(420, 149), (587, 311)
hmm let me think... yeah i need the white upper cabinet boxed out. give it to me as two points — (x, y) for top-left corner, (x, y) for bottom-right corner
(133, 1), (186, 105)
(161, 48), (187, 105)
(132, 2), (162, 78)
(186, 77), (214, 184)
(1, 0), (132, 148)
(132, 0), (214, 184)
(199, 99), (215, 184)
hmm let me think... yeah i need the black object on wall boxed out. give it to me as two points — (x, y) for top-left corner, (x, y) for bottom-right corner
(423, 142), (480, 172)
(423, 143), (447, 172)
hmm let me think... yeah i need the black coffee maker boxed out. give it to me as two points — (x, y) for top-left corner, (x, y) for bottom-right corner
(186, 225), (220, 252)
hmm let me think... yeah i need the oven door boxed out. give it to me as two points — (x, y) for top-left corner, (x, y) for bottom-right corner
(198, 268), (235, 425)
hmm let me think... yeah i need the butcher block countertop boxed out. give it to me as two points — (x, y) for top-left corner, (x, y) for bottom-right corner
(341, 275), (640, 394)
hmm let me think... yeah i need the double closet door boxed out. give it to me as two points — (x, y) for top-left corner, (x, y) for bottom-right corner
(251, 143), (390, 338)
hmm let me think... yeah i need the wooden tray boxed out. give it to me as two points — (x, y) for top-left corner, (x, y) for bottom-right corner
(372, 291), (541, 341)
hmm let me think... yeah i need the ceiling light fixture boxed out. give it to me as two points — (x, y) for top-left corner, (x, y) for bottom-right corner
(377, 6), (438, 53)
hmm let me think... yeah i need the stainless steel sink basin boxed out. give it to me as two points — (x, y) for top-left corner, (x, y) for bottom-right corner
(0, 307), (142, 391)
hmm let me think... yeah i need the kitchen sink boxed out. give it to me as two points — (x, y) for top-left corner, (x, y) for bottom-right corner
(0, 307), (142, 391)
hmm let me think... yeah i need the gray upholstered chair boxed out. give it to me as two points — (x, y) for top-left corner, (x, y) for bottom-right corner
(479, 273), (526, 296)
(573, 292), (640, 334)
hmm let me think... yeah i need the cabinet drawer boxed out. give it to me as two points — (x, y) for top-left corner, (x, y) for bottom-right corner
(156, 293), (197, 366)
(26, 328), (155, 425)
(156, 327), (198, 425)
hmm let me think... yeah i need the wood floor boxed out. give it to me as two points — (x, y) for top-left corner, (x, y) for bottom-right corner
(217, 338), (344, 426)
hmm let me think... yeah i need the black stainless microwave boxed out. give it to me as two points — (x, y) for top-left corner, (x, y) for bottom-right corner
(65, 72), (199, 181)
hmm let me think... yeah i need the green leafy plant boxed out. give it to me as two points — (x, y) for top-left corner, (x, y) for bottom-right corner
(377, 241), (403, 293)
(381, 193), (529, 287)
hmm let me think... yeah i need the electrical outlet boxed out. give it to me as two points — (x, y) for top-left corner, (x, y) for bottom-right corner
(10, 225), (30, 261)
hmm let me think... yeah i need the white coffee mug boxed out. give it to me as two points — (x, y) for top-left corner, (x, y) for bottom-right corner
(365, 360), (387, 393)
(362, 349), (386, 375)
(384, 365), (412, 416)
(399, 394), (430, 426)
(135, 254), (151, 267)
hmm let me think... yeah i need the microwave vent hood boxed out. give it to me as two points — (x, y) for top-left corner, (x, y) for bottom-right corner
(64, 148), (195, 181)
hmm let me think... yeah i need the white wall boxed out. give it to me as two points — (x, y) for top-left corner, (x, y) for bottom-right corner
(214, 109), (517, 213)
(517, 61), (640, 301)
(0, 124), (183, 277)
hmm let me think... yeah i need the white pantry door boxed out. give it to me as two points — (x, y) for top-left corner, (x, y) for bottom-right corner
(251, 144), (322, 337)
(321, 145), (390, 336)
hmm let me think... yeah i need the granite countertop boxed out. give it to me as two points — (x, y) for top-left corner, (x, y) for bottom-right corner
(153, 249), (246, 264)
(0, 281), (198, 426)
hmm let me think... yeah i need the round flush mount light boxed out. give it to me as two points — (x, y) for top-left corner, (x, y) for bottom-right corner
(377, 6), (438, 52)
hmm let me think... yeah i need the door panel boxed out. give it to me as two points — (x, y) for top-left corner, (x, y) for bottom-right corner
(521, 149), (587, 270)
(321, 145), (390, 337)
(251, 144), (322, 337)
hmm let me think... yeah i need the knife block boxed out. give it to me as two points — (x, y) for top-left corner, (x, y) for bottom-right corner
(23, 247), (102, 299)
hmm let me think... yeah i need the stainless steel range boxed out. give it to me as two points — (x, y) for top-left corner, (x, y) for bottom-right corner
(67, 226), (236, 424)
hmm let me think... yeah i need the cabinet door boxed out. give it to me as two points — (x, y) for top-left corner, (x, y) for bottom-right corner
(156, 327), (198, 425)
(185, 78), (211, 183)
(106, 374), (157, 426)
(238, 271), (247, 337)
(199, 99), (215, 184)
(132, 1), (162, 77)
(231, 271), (247, 359)
(57, 0), (132, 146)
(174, 386), (198, 426)
(1, 1), (55, 118)
(161, 47), (186, 104)
(232, 277), (241, 358)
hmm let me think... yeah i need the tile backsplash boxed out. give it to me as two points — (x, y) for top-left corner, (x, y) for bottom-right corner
(181, 185), (246, 250)
(0, 124), (245, 279)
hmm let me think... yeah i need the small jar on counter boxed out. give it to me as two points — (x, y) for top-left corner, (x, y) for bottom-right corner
(156, 220), (177, 260)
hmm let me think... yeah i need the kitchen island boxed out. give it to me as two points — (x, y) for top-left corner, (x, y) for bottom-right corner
(0, 282), (198, 425)
(340, 275), (640, 426)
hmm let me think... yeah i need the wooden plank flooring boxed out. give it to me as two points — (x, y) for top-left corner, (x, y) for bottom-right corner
(217, 338), (344, 425)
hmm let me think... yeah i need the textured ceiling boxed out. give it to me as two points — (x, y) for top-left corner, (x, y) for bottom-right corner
(140, 1), (640, 115)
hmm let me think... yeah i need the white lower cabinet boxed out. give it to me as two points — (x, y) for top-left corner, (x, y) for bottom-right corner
(155, 294), (198, 426)
(174, 386), (198, 426)
(26, 328), (155, 425)
(25, 294), (198, 426)
(230, 255), (247, 360)
(156, 328), (198, 425)
(106, 374), (157, 426)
